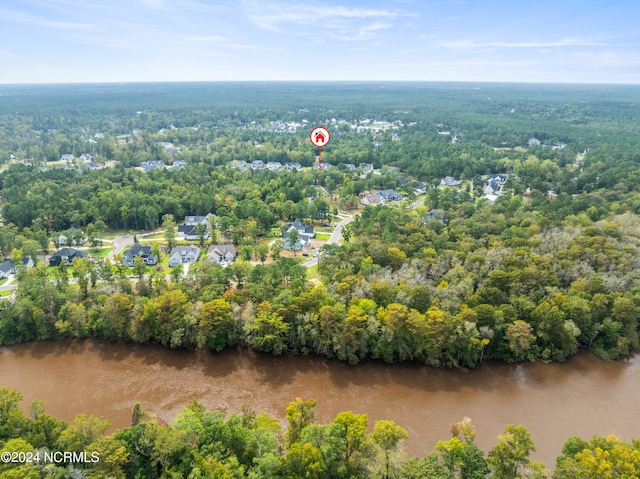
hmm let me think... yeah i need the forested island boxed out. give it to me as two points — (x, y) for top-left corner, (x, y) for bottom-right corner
(1, 82), (640, 366)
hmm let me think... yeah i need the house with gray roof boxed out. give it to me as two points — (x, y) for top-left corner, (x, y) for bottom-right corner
(378, 189), (403, 202)
(178, 213), (215, 240)
(208, 245), (237, 265)
(122, 243), (157, 267)
(0, 259), (16, 278)
(168, 245), (200, 267)
(440, 176), (462, 187)
(49, 248), (87, 266)
(283, 219), (315, 250)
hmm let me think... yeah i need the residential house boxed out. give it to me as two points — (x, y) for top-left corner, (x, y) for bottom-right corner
(378, 189), (403, 202)
(61, 154), (74, 162)
(283, 162), (302, 171)
(282, 219), (316, 250)
(122, 243), (158, 267)
(85, 162), (100, 170)
(344, 163), (356, 171)
(140, 160), (166, 172)
(266, 162), (282, 171)
(178, 213), (215, 240)
(208, 245), (237, 265)
(160, 142), (178, 154)
(249, 160), (264, 170)
(483, 174), (508, 196)
(49, 248), (87, 266)
(528, 137), (542, 148)
(172, 160), (187, 169)
(80, 152), (95, 162)
(57, 227), (86, 246)
(362, 164), (374, 174)
(489, 174), (508, 184)
(168, 245), (200, 266)
(360, 192), (385, 206)
(0, 259), (16, 278)
(440, 176), (462, 187)
(414, 182), (427, 195)
(0, 257), (34, 278)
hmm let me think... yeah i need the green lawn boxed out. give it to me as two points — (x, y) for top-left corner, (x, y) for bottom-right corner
(315, 233), (331, 241)
(0, 289), (14, 297)
(0, 277), (8, 286)
(88, 247), (112, 258)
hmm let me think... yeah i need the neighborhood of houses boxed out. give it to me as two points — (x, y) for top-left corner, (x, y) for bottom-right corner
(34, 215), (323, 274)
(0, 163), (512, 296)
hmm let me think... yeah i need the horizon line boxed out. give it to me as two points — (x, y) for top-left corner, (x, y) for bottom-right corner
(1, 79), (640, 87)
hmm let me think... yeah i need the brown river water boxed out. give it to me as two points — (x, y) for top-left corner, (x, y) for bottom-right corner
(1, 339), (639, 468)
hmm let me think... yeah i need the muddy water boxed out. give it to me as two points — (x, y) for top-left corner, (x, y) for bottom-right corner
(1, 339), (639, 467)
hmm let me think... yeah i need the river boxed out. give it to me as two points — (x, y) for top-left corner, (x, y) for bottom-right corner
(1, 339), (638, 468)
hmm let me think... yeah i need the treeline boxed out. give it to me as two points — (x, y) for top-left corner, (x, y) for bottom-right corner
(0, 164), (396, 232)
(1, 388), (639, 478)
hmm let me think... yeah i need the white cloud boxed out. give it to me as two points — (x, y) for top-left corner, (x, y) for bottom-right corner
(437, 38), (605, 49)
(242, 0), (404, 41)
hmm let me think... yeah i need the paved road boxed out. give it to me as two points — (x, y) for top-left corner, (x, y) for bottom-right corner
(302, 214), (355, 268)
(409, 196), (426, 209)
(105, 235), (134, 262)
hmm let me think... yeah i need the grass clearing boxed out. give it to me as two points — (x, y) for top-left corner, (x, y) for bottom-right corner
(88, 247), (112, 258)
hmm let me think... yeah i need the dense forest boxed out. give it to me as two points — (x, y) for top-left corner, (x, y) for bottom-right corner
(2, 82), (640, 477)
(1, 82), (640, 368)
(1, 387), (639, 478)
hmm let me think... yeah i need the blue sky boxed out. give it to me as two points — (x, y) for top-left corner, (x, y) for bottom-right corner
(1, 0), (639, 84)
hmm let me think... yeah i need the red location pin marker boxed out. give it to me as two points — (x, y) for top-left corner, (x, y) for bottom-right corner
(310, 126), (330, 148)
(310, 126), (330, 171)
